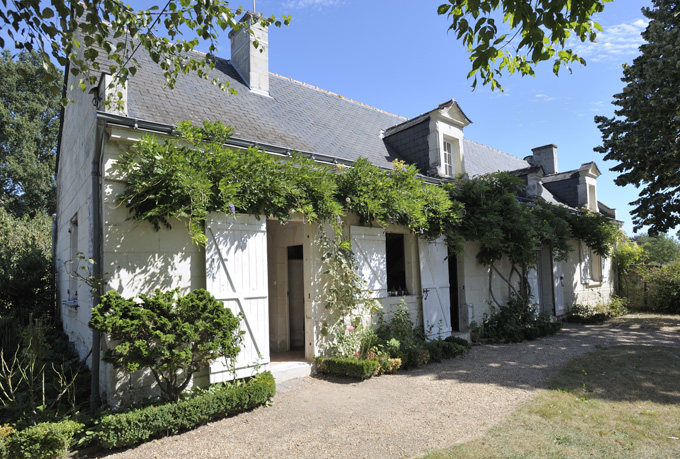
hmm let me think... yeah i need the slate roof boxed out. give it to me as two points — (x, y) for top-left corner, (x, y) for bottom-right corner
(463, 139), (531, 177)
(100, 35), (534, 176)
(120, 49), (407, 168)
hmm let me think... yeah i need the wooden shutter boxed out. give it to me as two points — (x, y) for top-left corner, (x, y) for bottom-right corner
(418, 236), (452, 339)
(527, 251), (540, 307)
(350, 226), (387, 298)
(206, 213), (269, 383)
(580, 241), (591, 284)
(553, 259), (565, 316)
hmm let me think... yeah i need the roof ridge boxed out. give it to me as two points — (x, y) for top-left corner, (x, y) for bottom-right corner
(464, 138), (527, 163)
(268, 72), (407, 120)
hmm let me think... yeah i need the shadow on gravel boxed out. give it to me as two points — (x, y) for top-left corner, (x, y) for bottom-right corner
(398, 318), (680, 393)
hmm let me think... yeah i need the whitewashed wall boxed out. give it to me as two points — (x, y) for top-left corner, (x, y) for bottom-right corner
(562, 239), (615, 308)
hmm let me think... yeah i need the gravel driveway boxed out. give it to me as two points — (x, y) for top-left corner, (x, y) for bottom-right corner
(93, 316), (680, 459)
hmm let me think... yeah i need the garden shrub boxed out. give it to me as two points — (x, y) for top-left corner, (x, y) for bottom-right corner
(444, 335), (471, 349)
(6, 420), (83, 459)
(0, 208), (53, 326)
(0, 424), (15, 459)
(97, 371), (276, 449)
(315, 357), (380, 379)
(423, 339), (468, 362)
(567, 296), (629, 324)
(90, 288), (243, 401)
(639, 261), (680, 314)
(479, 295), (562, 344)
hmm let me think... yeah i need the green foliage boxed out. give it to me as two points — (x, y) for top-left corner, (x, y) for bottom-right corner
(96, 372), (275, 449)
(117, 121), (463, 245)
(5, 420), (83, 459)
(0, 208), (53, 322)
(0, 2), (290, 104)
(639, 261), (680, 314)
(0, 424), (15, 459)
(443, 335), (472, 349)
(595, 0), (680, 233)
(315, 357), (380, 380)
(567, 296), (628, 324)
(449, 172), (618, 308)
(90, 288), (242, 401)
(613, 231), (644, 275)
(567, 209), (619, 258)
(437, 0), (608, 90)
(375, 305), (431, 369)
(0, 51), (60, 217)
(318, 229), (381, 357)
(634, 233), (680, 266)
(0, 317), (90, 427)
(336, 159), (462, 240)
(478, 295), (562, 344)
(422, 340), (468, 363)
(449, 173), (536, 268)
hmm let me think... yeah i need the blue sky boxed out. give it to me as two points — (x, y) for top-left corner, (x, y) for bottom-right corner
(232, 0), (651, 236)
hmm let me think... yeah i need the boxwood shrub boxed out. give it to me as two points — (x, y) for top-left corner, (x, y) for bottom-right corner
(6, 420), (83, 459)
(97, 371), (276, 449)
(316, 357), (380, 379)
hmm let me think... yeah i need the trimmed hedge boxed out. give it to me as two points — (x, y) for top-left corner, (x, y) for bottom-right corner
(6, 421), (83, 459)
(424, 340), (468, 362)
(97, 371), (276, 449)
(316, 357), (380, 379)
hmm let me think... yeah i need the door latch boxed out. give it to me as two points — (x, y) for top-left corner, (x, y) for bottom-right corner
(422, 288), (430, 300)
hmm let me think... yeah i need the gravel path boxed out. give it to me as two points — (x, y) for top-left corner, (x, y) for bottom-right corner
(92, 315), (680, 459)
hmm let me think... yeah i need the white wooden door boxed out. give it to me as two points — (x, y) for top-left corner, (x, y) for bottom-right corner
(206, 213), (269, 383)
(419, 236), (452, 339)
(350, 226), (387, 298)
(527, 251), (540, 308)
(553, 259), (565, 316)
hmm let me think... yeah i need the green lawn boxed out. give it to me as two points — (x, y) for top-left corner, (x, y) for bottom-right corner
(424, 340), (680, 458)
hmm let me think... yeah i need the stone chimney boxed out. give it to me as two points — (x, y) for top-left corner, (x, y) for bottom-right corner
(229, 12), (269, 96)
(530, 144), (558, 175)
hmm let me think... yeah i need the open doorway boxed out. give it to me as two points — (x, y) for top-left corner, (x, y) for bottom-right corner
(448, 252), (460, 331)
(287, 245), (305, 350)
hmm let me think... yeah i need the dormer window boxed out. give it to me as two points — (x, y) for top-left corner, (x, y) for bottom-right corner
(443, 140), (454, 176)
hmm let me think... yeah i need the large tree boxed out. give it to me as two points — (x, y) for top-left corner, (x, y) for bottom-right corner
(595, 0), (680, 234)
(1, 1), (290, 101)
(0, 50), (61, 216)
(437, 0), (609, 90)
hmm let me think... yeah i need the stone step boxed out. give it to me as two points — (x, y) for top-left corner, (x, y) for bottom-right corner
(270, 360), (313, 383)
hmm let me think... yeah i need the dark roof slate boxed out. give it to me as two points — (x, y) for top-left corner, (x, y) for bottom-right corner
(125, 53), (407, 168)
(463, 139), (531, 177)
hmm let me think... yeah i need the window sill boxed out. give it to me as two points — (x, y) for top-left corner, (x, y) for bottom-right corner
(62, 299), (79, 309)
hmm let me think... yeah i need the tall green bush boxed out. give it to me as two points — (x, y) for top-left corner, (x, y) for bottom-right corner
(90, 288), (243, 401)
(639, 261), (680, 314)
(0, 208), (53, 323)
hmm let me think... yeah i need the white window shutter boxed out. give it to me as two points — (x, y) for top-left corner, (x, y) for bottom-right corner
(601, 256), (609, 282)
(580, 241), (591, 284)
(350, 226), (387, 298)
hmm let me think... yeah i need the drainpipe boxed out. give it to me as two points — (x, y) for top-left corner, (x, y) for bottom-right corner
(90, 118), (106, 411)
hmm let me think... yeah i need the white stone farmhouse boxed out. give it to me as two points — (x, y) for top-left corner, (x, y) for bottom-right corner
(56, 13), (617, 406)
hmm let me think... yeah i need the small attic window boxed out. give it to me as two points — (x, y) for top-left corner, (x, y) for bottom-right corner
(442, 140), (454, 176)
(588, 184), (597, 211)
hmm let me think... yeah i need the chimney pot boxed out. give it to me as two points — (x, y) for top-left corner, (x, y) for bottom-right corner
(229, 12), (269, 96)
(531, 144), (558, 175)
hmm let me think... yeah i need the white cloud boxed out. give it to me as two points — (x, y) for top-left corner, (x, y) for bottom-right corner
(570, 18), (648, 63)
(534, 93), (555, 102)
(282, 0), (340, 9)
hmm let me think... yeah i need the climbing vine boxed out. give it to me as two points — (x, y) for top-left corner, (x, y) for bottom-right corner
(116, 121), (463, 245)
(447, 172), (618, 307)
(116, 122), (619, 314)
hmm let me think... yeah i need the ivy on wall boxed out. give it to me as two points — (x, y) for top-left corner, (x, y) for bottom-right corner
(116, 121), (618, 309)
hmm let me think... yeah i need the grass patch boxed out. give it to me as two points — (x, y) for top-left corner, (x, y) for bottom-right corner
(423, 344), (680, 458)
(608, 313), (680, 332)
